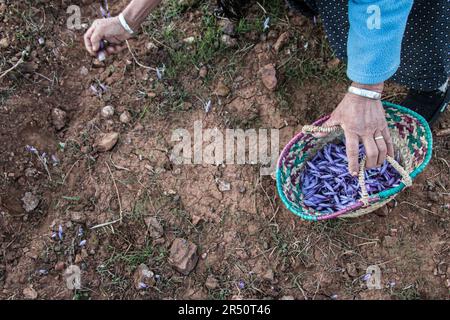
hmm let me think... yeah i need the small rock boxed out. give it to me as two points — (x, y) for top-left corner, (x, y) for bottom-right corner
(23, 286), (38, 300)
(0, 37), (9, 49)
(216, 178), (231, 192)
(205, 275), (219, 290)
(178, 0), (199, 7)
(220, 20), (236, 36)
(263, 269), (274, 282)
(51, 108), (67, 131)
(145, 42), (158, 52)
(437, 262), (448, 275)
(101, 105), (115, 118)
(280, 295), (295, 300)
(389, 228), (398, 237)
(134, 264), (155, 290)
(55, 261), (65, 271)
(183, 36), (196, 45)
(95, 132), (119, 152)
(375, 206), (389, 217)
(169, 238), (199, 275)
(64, 265), (81, 290)
(260, 64), (277, 91)
(427, 191), (439, 203)
(199, 66), (208, 78)
(70, 211), (86, 223)
(214, 81), (230, 97)
(221, 34), (238, 48)
(346, 262), (358, 277)
(446, 279), (450, 288)
(144, 217), (164, 239)
(79, 66), (89, 76)
(21, 192), (39, 212)
(119, 111), (131, 124)
(74, 254), (83, 264)
(273, 31), (289, 52)
(327, 58), (341, 69)
(383, 235), (396, 248)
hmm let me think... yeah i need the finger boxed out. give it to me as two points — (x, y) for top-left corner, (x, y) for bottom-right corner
(344, 130), (360, 176)
(91, 27), (103, 53)
(381, 127), (394, 157)
(84, 25), (95, 56)
(374, 130), (387, 166)
(313, 117), (340, 138)
(362, 136), (379, 169)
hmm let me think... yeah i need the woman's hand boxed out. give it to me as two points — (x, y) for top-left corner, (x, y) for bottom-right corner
(83, 16), (131, 57)
(322, 82), (394, 175)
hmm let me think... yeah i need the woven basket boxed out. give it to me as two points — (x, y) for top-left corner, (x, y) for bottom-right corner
(276, 101), (433, 221)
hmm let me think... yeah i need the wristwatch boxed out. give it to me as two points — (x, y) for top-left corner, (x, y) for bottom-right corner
(348, 86), (382, 100)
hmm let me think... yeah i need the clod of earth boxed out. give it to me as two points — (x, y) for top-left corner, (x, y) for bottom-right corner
(327, 57), (341, 69)
(54, 261), (65, 271)
(205, 275), (219, 290)
(169, 238), (199, 275)
(214, 81), (230, 97)
(199, 66), (208, 78)
(0, 37), (9, 48)
(183, 36), (196, 45)
(101, 105), (115, 118)
(23, 286), (38, 300)
(221, 34), (238, 48)
(70, 211), (86, 223)
(133, 264), (155, 290)
(216, 178), (231, 192)
(219, 20), (236, 36)
(95, 132), (119, 152)
(260, 64), (277, 91)
(119, 111), (131, 124)
(144, 216), (164, 239)
(21, 192), (39, 212)
(51, 108), (67, 131)
(273, 31), (289, 52)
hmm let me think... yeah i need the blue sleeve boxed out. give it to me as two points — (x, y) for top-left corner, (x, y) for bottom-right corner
(346, 0), (414, 84)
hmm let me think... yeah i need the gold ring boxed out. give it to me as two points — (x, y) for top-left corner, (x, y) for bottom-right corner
(374, 136), (384, 140)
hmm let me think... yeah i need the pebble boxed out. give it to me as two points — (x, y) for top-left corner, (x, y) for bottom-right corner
(51, 108), (67, 131)
(95, 132), (119, 152)
(199, 66), (208, 78)
(21, 192), (39, 212)
(214, 81), (230, 97)
(133, 264), (155, 290)
(79, 66), (89, 76)
(183, 36), (196, 45)
(205, 275), (219, 290)
(327, 58), (341, 69)
(220, 20), (236, 36)
(221, 34), (238, 48)
(216, 178), (231, 192)
(144, 216), (164, 239)
(101, 105), (115, 118)
(260, 64), (277, 91)
(55, 261), (65, 271)
(70, 211), (86, 223)
(119, 111), (131, 124)
(23, 286), (38, 300)
(280, 295), (295, 300)
(0, 37), (9, 48)
(273, 32), (289, 52)
(169, 238), (199, 275)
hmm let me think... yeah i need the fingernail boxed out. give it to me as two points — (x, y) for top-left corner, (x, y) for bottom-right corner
(352, 171), (358, 176)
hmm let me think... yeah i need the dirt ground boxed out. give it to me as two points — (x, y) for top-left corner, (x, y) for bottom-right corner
(0, 1), (449, 300)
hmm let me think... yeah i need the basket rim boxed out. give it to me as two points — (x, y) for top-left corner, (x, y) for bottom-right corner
(275, 101), (433, 221)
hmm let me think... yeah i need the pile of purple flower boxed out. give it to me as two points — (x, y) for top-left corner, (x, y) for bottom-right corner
(300, 142), (401, 213)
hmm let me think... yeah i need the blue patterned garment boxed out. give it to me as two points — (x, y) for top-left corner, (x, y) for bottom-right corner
(300, 0), (449, 90)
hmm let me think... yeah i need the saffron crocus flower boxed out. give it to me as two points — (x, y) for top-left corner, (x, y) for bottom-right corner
(263, 17), (270, 31)
(58, 225), (63, 240)
(238, 280), (245, 289)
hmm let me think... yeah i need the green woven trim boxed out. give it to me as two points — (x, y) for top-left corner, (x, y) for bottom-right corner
(378, 101), (433, 199)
